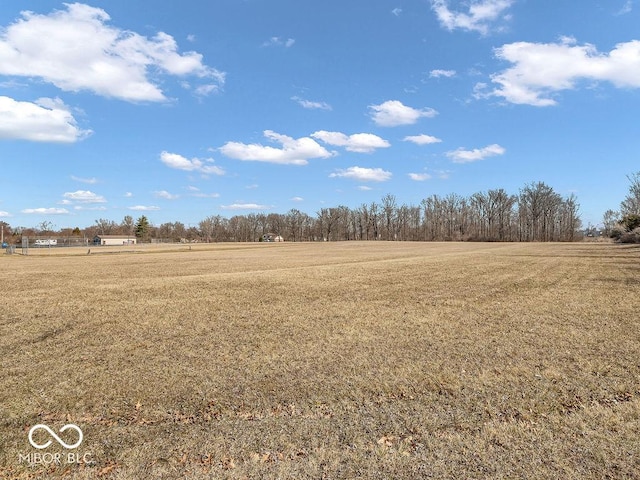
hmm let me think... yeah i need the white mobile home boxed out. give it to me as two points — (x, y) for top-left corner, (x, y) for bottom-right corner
(94, 235), (137, 246)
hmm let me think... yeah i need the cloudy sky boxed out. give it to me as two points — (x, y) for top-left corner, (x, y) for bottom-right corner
(1, 0), (639, 229)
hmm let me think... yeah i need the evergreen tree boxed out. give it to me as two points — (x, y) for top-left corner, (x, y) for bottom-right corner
(135, 215), (150, 241)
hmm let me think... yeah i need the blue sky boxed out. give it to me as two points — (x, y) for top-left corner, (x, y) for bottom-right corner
(1, 0), (639, 230)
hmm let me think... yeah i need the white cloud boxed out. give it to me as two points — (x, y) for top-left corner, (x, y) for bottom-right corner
(73, 205), (107, 211)
(185, 185), (219, 197)
(409, 173), (433, 181)
(329, 166), (392, 182)
(0, 211), (11, 217)
(22, 207), (69, 215)
(221, 203), (271, 210)
(124, 192), (133, 198)
(263, 37), (295, 48)
(291, 196), (304, 202)
(291, 96), (332, 110)
(71, 175), (98, 184)
(488, 38), (640, 106)
(429, 69), (456, 78)
(220, 130), (333, 165)
(311, 131), (391, 153)
(0, 96), (90, 143)
(191, 192), (220, 198)
(392, 8), (403, 16)
(154, 190), (179, 200)
(358, 186), (373, 191)
(160, 151), (225, 175)
(446, 144), (505, 163)
(431, 0), (514, 35)
(369, 100), (437, 127)
(617, 1), (633, 15)
(63, 190), (106, 203)
(194, 84), (220, 97)
(403, 134), (442, 145)
(128, 205), (160, 211)
(0, 4), (224, 102)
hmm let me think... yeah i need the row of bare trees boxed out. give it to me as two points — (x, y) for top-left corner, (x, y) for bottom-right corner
(3, 182), (582, 244)
(191, 182), (580, 242)
(313, 183), (580, 242)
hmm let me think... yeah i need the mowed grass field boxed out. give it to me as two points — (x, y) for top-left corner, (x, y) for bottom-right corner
(1, 241), (639, 479)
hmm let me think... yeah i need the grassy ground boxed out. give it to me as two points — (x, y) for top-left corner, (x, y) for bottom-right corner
(0, 242), (639, 479)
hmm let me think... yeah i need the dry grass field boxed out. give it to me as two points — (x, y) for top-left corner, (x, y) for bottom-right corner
(1, 241), (639, 479)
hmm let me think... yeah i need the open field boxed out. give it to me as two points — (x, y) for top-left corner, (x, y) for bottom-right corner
(1, 241), (639, 479)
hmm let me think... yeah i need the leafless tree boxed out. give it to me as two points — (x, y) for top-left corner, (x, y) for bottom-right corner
(369, 202), (380, 240)
(620, 171), (640, 217)
(95, 218), (116, 236)
(266, 213), (285, 237)
(602, 209), (619, 237)
(121, 215), (135, 237)
(381, 194), (397, 240)
(421, 195), (445, 241)
(316, 207), (347, 241)
(518, 182), (562, 241)
(157, 221), (187, 242)
(199, 216), (215, 243)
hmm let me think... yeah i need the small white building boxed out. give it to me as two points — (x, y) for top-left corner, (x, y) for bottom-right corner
(94, 235), (137, 246)
(261, 233), (284, 242)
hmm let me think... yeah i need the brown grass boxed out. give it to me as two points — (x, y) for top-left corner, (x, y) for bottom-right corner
(1, 242), (639, 479)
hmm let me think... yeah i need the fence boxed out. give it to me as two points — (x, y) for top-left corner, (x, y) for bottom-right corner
(16, 236), (91, 255)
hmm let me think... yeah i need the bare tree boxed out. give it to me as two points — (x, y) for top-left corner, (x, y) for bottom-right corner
(381, 194), (397, 240)
(317, 207), (345, 241)
(620, 171), (640, 217)
(95, 218), (117, 236)
(256, 213), (268, 238)
(491, 189), (516, 241)
(602, 209), (619, 237)
(558, 194), (581, 241)
(335, 206), (352, 240)
(369, 202), (380, 240)
(266, 213), (286, 237)
(518, 182), (562, 241)
(349, 208), (361, 240)
(121, 215), (135, 237)
(285, 209), (302, 242)
(421, 195), (445, 241)
(199, 216), (215, 243)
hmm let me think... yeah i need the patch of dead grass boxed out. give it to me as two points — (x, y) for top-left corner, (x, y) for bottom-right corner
(1, 242), (639, 478)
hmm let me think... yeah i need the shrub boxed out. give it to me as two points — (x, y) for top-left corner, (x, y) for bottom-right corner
(621, 214), (640, 232)
(610, 224), (625, 241)
(619, 227), (640, 244)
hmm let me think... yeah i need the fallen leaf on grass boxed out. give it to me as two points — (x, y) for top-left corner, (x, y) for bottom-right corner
(222, 456), (236, 470)
(377, 436), (396, 447)
(97, 463), (118, 477)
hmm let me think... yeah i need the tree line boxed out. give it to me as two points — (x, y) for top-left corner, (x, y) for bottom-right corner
(2, 181), (584, 244)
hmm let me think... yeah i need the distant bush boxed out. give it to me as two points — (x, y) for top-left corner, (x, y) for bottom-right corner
(610, 215), (640, 243)
(619, 227), (640, 244)
(622, 214), (640, 232)
(610, 224), (624, 241)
